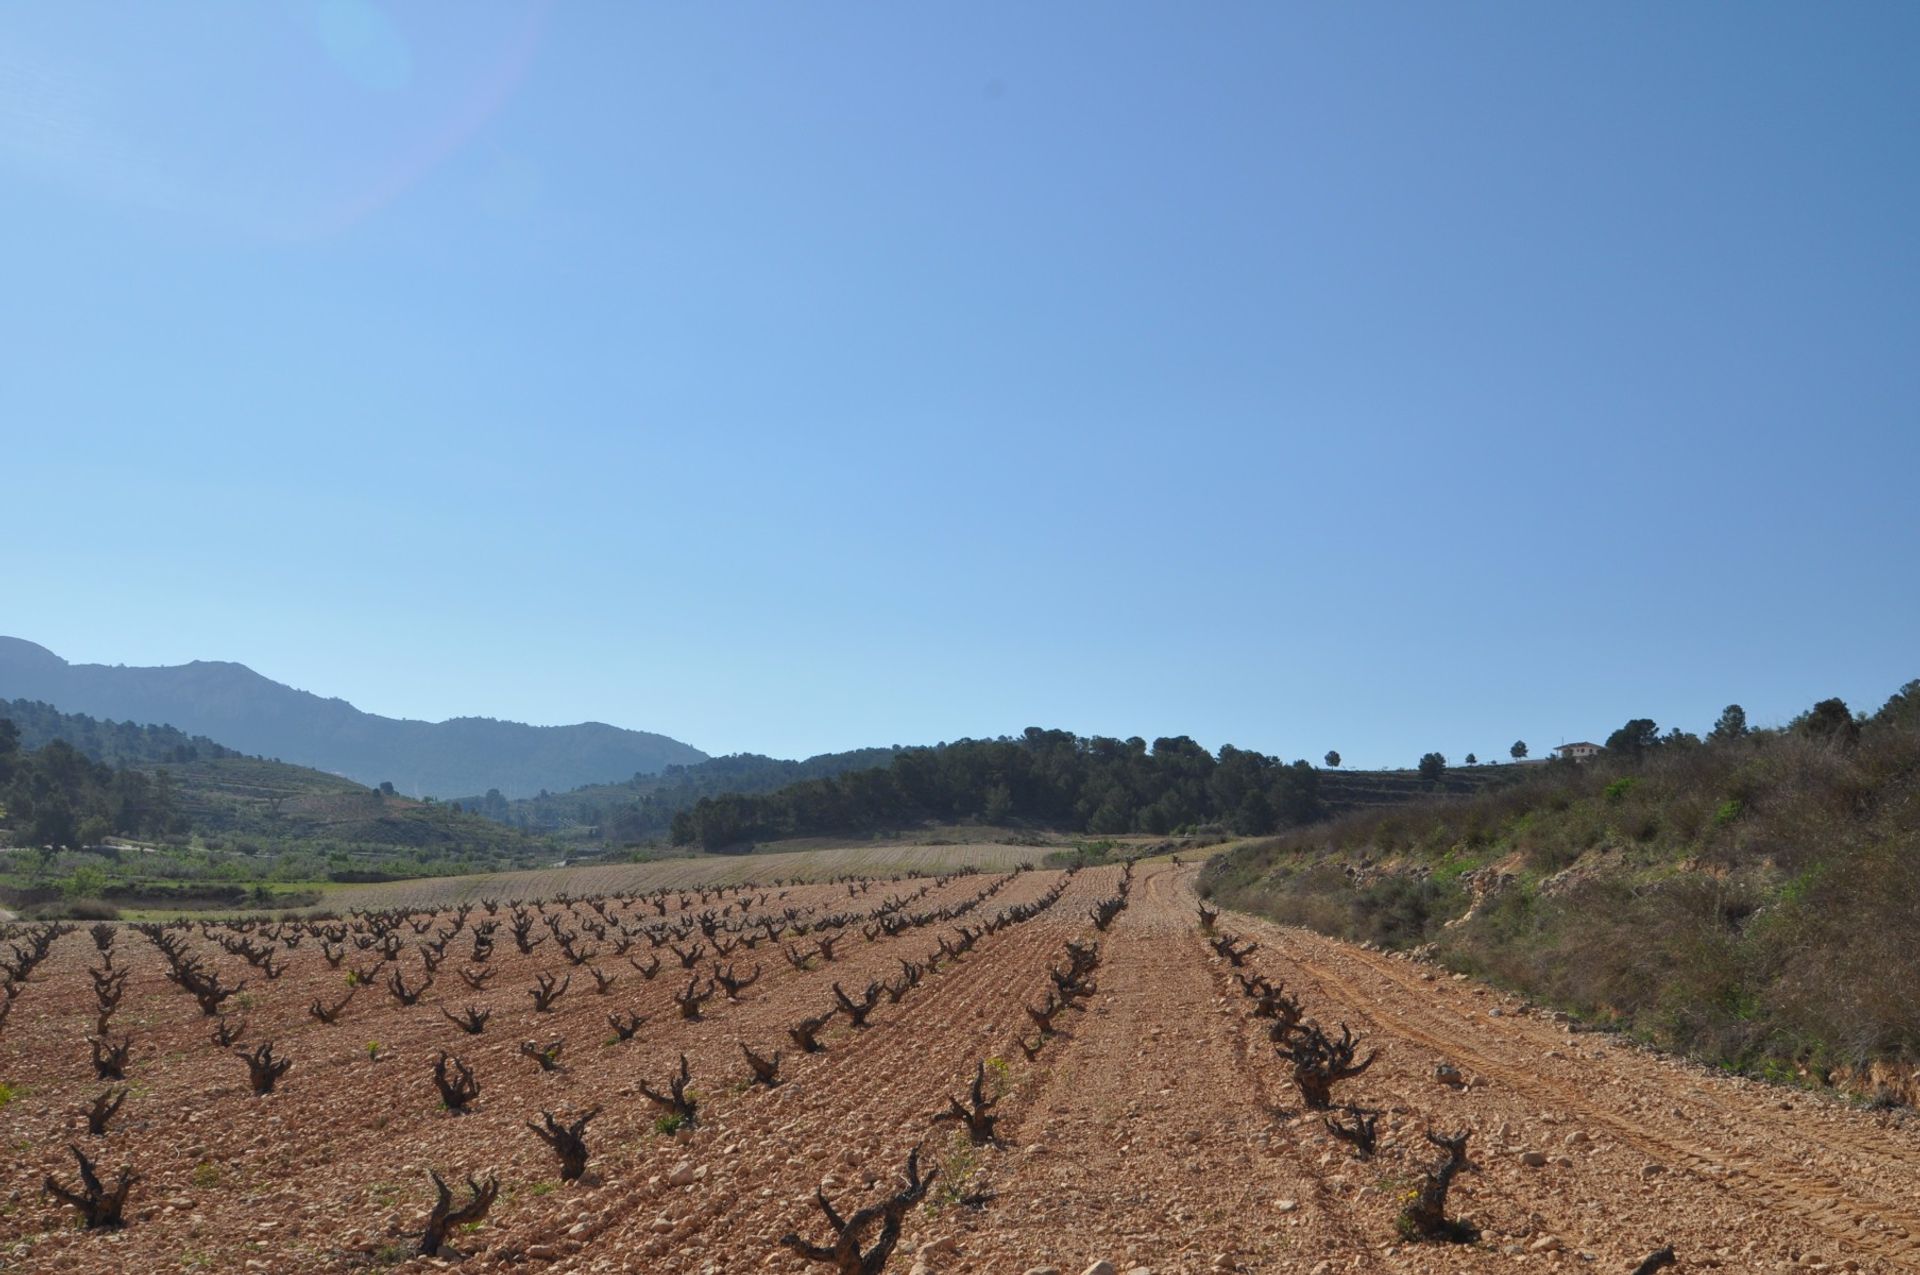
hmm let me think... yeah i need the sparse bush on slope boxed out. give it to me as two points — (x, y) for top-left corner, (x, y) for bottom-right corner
(1203, 681), (1920, 1099)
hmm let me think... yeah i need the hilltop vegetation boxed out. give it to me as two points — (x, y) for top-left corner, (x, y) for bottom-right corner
(455, 746), (898, 842)
(0, 720), (185, 853)
(668, 721), (1505, 852)
(672, 729), (1325, 850)
(1203, 679), (1920, 1100)
(3, 697), (239, 767)
(669, 729), (1525, 852)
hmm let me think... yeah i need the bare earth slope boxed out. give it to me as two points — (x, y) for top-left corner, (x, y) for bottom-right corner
(2, 862), (1915, 1273)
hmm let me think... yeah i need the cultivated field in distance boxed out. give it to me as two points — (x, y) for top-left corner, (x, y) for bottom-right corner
(2, 862), (1916, 1273)
(318, 840), (1067, 912)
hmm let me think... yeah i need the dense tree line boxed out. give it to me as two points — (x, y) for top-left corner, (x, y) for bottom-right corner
(1596, 685), (1912, 761)
(0, 718), (185, 853)
(669, 728), (1324, 850)
(2, 698), (238, 767)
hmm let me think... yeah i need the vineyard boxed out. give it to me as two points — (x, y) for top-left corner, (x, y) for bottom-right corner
(2, 862), (1917, 1273)
(315, 841), (1061, 913)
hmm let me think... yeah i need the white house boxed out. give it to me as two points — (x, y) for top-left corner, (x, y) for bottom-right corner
(1554, 741), (1603, 761)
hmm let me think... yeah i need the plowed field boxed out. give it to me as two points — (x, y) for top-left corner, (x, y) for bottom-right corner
(2, 862), (1913, 1274)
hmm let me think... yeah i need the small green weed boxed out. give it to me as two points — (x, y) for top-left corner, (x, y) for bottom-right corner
(926, 1131), (982, 1216)
(983, 1056), (1011, 1099)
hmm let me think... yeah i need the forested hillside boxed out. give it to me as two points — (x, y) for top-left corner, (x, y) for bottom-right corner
(456, 747), (899, 841)
(1203, 680), (1920, 1100)
(0, 703), (555, 896)
(0, 721), (185, 852)
(670, 729), (1336, 849)
(3, 698), (238, 766)
(666, 730), (1530, 851)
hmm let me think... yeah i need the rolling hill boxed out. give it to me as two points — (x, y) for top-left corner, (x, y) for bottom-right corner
(0, 697), (553, 874)
(0, 636), (705, 799)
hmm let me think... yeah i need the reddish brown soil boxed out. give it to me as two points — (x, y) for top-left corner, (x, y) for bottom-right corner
(2, 862), (1915, 1274)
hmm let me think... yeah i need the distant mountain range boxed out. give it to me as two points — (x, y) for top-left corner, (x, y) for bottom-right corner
(0, 637), (706, 799)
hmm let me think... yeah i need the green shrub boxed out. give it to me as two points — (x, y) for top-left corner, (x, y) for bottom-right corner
(1204, 682), (1920, 1095)
(62, 865), (108, 900)
(983, 1056), (1011, 1098)
(1350, 875), (1463, 948)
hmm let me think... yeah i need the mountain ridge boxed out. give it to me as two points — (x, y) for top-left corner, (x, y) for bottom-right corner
(0, 636), (706, 799)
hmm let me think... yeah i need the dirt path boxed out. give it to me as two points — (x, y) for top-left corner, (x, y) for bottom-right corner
(975, 862), (1382, 1273)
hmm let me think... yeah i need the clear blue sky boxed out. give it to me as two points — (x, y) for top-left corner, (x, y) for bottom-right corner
(4, 3), (1917, 767)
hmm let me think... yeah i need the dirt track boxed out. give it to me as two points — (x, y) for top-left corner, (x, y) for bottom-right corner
(2, 862), (1915, 1273)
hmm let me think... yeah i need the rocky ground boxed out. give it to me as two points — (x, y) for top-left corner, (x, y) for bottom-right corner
(1, 862), (1914, 1274)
